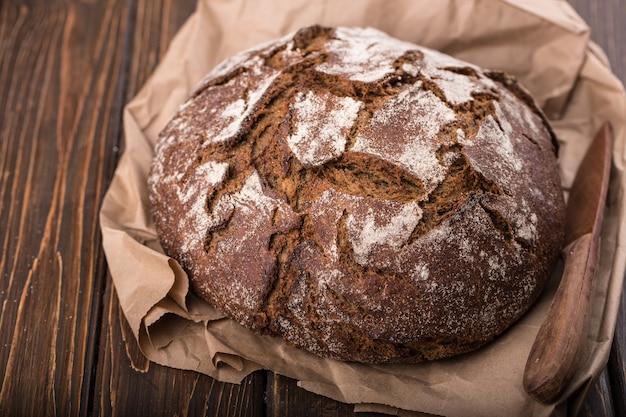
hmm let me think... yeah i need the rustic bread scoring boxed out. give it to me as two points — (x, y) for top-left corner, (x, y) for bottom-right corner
(148, 25), (566, 363)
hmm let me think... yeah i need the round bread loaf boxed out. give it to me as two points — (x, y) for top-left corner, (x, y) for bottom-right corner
(148, 25), (566, 363)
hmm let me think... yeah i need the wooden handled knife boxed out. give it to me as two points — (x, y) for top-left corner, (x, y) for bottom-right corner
(523, 123), (612, 403)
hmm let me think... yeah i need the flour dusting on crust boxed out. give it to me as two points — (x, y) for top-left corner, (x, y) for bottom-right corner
(316, 27), (417, 82)
(287, 91), (362, 166)
(347, 201), (422, 266)
(352, 87), (456, 191)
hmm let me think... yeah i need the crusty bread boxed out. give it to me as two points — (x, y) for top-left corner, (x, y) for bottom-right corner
(148, 25), (565, 363)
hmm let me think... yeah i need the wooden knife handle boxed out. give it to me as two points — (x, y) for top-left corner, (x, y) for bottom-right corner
(523, 232), (600, 403)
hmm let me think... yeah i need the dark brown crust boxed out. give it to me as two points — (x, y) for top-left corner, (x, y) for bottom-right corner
(148, 26), (566, 363)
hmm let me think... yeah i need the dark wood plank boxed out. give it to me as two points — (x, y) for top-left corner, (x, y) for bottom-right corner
(121, 0), (196, 104)
(0, 0), (131, 415)
(578, 369), (616, 417)
(608, 314), (626, 417)
(267, 373), (390, 417)
(568, 0), (626, 84)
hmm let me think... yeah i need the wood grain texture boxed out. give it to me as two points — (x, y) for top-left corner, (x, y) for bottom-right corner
(608, 325), (626, 417)
(267, 373), (388, 417)
(568, 0), (626, 84)
(577, 369), (616, 417)
(0, 0), (129, 415)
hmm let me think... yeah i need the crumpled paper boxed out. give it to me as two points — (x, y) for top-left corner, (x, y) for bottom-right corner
(100, 0), (626, 415)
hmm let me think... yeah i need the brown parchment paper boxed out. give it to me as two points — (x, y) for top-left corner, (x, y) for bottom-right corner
(100, 0), (626, 415)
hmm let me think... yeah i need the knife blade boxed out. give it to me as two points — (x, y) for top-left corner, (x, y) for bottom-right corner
(523, 122), (612, 403)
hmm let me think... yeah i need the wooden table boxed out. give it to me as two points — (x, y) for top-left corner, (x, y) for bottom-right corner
(1, 1), (624, 415)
